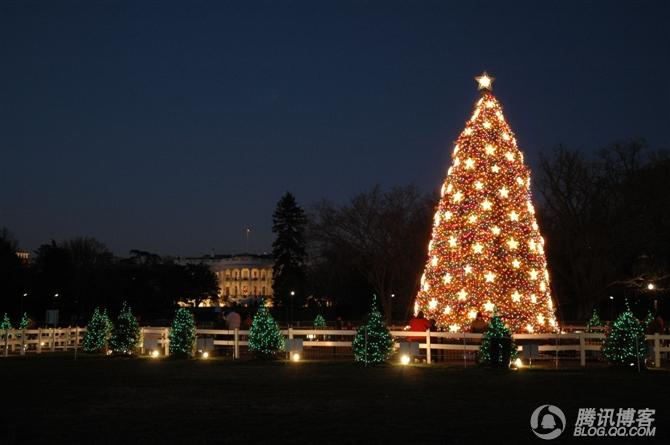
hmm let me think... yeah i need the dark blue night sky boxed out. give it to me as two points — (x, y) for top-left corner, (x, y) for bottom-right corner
(1, 1), (668, 256)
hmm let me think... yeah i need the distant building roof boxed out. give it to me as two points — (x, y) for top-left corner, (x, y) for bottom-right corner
(176, 253), (273, 268)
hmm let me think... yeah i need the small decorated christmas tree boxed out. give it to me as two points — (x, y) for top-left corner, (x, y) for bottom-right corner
(83, 307), (112, 353)
(586, 309), (602, 332)
(478, 315), (516, 367)
(1, 313), (12, 340)
(1, 313), (12, 331)
(352, 296), (393, 365)
(314, 314), (326, 328)
(644, 310), (654, 328)
(603, 306), (647, 366)
(16, 313), (30, 341)
(19, 313), (29, 330)
(169, 308), (196, 358)
(248, 303), (284, 359)
(109, 303), (140, 355)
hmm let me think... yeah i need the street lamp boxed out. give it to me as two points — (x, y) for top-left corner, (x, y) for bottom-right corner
(21, 292), (28, 315)
(647, 283), (655, 291)
(609, 295), (614, 321)
(290, 291), (295, 327)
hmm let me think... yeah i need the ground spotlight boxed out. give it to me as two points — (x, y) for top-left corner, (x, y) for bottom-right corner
(400, 354), (411, 365)
(151, 350), (160, 358)
(202, 351), (210, 359)
(291, 353), (301, 362)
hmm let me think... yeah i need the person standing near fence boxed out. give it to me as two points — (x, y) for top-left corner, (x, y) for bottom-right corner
(470, 312), (487, 333)
(225, 309), (241, 330)
(242, 313), (253, 330)
(647, 315), (665, 365)
(408, 312), (431, 362)
(409, 312), (431, 340)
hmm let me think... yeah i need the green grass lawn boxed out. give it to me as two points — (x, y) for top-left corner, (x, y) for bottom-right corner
(1, 355), (668, 444)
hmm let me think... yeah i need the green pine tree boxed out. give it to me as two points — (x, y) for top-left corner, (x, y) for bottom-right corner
(352, 296), (393, 365)
(19, 313), (29, 330)
(644, 310), (654, 328)
(104, 309), (113, 338)
(1, 313), (12, 341)
(248, 303), (284, 359)
(0, 313), (11, 331)
(83, 307), (112, 353)
(586, 309), (603, 332)
(109, 303), (140, 355)
(603, 307), (647, 366)
(169, 308), (196, 358)
(271, 192), (307, 307)
(314, 314), (326, 328)
(478, 315), (517, 367)
(16, 312), (29, 341)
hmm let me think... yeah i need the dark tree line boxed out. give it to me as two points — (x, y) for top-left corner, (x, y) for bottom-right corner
(0, 235), (219, 325)
(268, 186), (434, 322)
(307, 185), (434, 321)
(271, 192), (307, 308)
(537, 139), (669, 320)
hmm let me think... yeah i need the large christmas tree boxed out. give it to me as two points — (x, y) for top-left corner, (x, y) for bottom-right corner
(415, 73), (558, 333)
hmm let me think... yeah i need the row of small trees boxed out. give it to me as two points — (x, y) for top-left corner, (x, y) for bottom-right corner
(82, 304), (142, 354)
(347, 299), (650, 367)
(0, 312), (30, 332)
(80, 302), (323, 359)
(82, 304), (197, 358)
(78, 299), (649, 367)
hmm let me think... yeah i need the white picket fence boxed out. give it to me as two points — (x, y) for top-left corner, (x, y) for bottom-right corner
(3, 327), (669, 368)
(1, 327), (85, 356)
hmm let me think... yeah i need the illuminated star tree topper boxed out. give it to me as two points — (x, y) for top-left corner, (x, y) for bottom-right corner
(414, 72), (558, 333)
